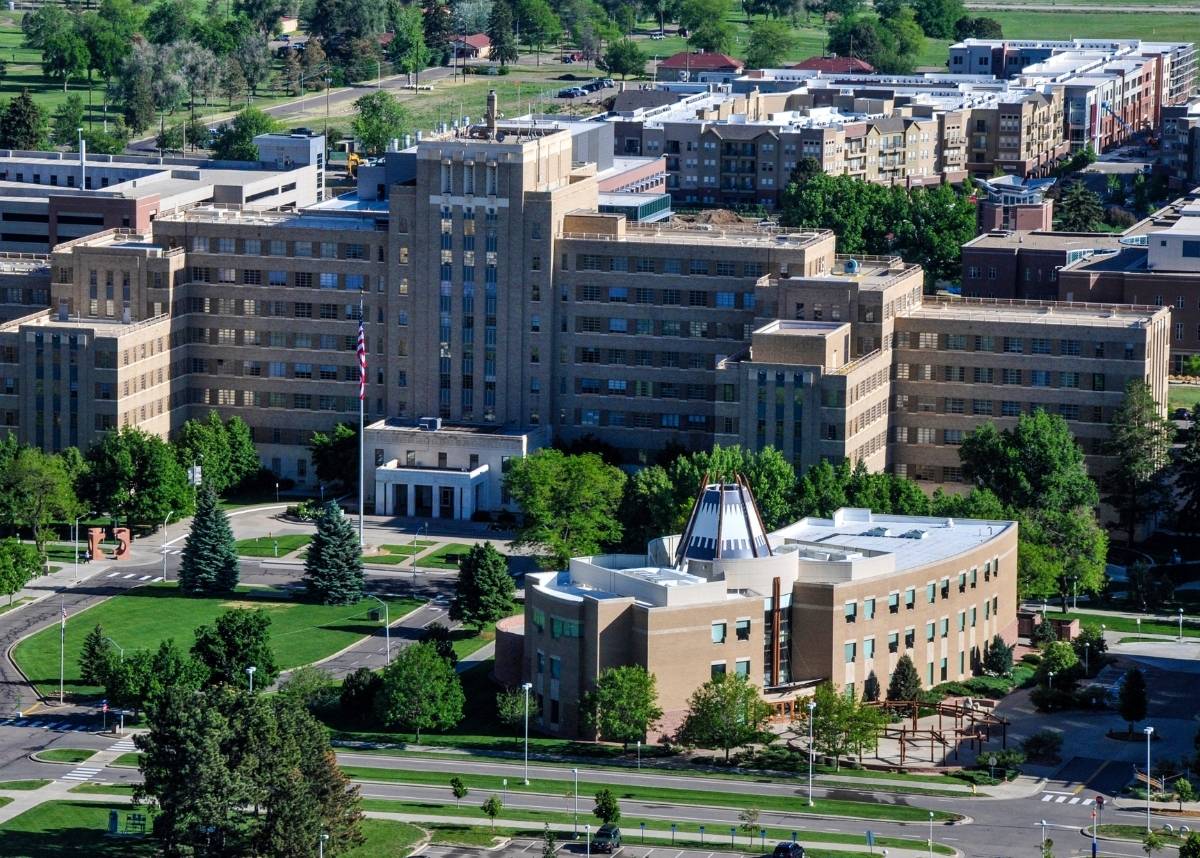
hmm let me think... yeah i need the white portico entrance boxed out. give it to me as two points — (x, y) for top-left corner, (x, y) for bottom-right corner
(374, 462), (489, 520)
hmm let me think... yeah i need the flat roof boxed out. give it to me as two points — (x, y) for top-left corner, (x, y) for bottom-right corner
(771, 508), (1014, 574)
(907, 298), (1162, 328)
(965, 230), (1126, 252)
(370, 418), (535, 436)
(157, 206), (383, 231)
(755, 319), (846, 335)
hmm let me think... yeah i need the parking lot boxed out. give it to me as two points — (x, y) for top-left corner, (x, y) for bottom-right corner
(420, 840), (764, 858)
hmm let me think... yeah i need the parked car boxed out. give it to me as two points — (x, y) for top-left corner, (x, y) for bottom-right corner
(651, 32), (665, 39)
(593, 825), (622, 853)
(772, 843), (806, 858)
(558, 87), (586, 98)
(1174, 407), (1193, 420)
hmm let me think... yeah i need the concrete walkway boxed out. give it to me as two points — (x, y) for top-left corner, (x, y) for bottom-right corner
(0, 733), (136, 824)
(361, 812), (942, 858)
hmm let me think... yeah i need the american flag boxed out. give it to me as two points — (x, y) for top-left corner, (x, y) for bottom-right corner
(356, 319), (366, 402)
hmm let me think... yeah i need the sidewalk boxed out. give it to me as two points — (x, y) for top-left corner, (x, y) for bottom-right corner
(362, 812), (939, 858)
(0, 734), (137, 825)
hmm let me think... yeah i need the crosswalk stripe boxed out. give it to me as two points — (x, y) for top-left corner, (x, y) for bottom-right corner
(1055, 795), (1067, 803)
(138, 575), (151, 581)
(154, 576), (165, 582)
(1068, 797), (1080, 805)
(1041, 795), (1053, 802)
(106, 572), (120, 578)
(121, 573), (136, 579)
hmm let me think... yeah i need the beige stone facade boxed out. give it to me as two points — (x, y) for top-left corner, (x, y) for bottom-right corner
(518, 506), (1017, 740)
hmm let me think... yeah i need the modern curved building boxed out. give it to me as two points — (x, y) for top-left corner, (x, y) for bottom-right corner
(517, 481), (1018, 739)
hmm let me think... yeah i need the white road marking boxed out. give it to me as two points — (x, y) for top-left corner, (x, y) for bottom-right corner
(1041, 795), (1053, 802)
(1068, 797), (1080, 805)
(1055, 795), (1068, 803)
(106, 572), (121, 578)
(121, 573), (136, 579)
(138, 575), (152, 581)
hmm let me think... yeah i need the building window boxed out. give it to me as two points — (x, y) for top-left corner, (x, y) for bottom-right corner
(864, 598), (876, 619)
(905, 588), (915, 609)
(711, 622), (727, 644)
(844, 602), (857, 623)
(710, 662), (726, 678)
(888, 593), (900, 613)
(888, 632), (899, 653)
(735, 618), (751, 640)
(844, 642), (857, 663)
(926, 621), (935, 642)
(734, 658), (751, 677)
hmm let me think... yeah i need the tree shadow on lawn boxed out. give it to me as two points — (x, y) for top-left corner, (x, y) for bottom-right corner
(0, 802), (159, 858)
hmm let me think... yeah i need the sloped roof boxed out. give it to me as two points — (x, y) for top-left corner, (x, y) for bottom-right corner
(658, 51), (743, 71)
(459, 33), (491, 48)
(792, 55), (875, 73)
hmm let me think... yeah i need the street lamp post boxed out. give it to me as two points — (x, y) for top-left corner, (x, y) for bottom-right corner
(1040, 820), (1047, 854)
(368, 594), (391, 664)
(319, 833), (329, 858)
(927, 811), (933, 858)
(807, 699), (817, 807)
(521, 681), (533, 784)
(637, 740), (641, 771)
(586, 824), (591, 858)
(275, 482), (280, 503)
(247, 665), (257, 694)
(1047, 671), (1055, 689)
(1083, 641), (1089, 675)
(161, 509), (173, 582)
(1144, 726), (1155, 832)
(1179, 609), (1185, 642)
(572, 768), (579, 835)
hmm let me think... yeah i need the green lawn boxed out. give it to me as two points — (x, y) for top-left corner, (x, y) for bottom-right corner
(0, 780), (49, 790)
(112, 752), (141, 768)
(343, 765), (959, 823)
(70, 782), (137, 796)
(450, 617), (511, 660)
(0, 800), (157, 856)
(0, 597), (31, 617)
(987, 9), (1200, 46)
(417, 543), (477, 570)
(13, 582), (420, 698)
(364, 541), (437, 565)
(360, 799), (954, 853)
(234, 534), (312, 557)
(1170, 385), (1200, 411)
(1098, 824), (1185, 846)
(345, 819), (425, 858)
(33, 748), (95, 764)
(1060, 610), (1199, 638)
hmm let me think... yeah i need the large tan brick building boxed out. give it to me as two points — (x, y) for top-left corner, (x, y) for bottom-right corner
(0, 104), (1171, 509)
(514, 482), (1018, 739)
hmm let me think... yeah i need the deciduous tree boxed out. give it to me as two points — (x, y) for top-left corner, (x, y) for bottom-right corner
(387, 5), (431, 85)
(593, 788), (621, 823)
(678, 673), (772, 760)
(309, 423), (359, 491)
(604, 38), (646, 78)
(85, 426), (194, 528)
(210, 106), (279, 160)
(352, 90), (410, 156)
(375, 641), (465, 739)
(505, 449), (626, 567)
(0, 538), (40, 606)
(744, 19), (797, 69)
(191, 609), (279, 690)
(583, 665), (663, 748)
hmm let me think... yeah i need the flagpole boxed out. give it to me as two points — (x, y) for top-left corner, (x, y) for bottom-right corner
(358, 295), (365, 549)
(59, 598), (65, 706)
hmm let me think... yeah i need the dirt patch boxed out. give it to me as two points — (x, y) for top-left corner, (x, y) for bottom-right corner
(219, 600), (296, 611)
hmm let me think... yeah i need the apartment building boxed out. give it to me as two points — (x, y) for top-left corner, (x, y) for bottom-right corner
(1161, 99), (1200, 190)
(507, 481), (1017, 738)
(0, 132), (323, 254)
(949, 39), (1197, 151)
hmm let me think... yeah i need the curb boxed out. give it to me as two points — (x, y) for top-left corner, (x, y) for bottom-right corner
(28, 749), (97, 766)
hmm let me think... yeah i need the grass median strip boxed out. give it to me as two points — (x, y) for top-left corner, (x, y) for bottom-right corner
(337, 745), (965, 790)
(0, 779), (50, 790)
(33, 748), (96, 764)
(69, 783), (137, 796)
(1061, 610), (1199, 638)
(342, 766), (960, 823)
(112, 753), (142, 768)
(360, 798), (955, 854)
(1098, 824), (1186, 846)
(234, 534), (311, 557)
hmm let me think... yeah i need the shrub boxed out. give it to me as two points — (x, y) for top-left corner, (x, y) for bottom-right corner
(952, 769), (1000, 786)
(1030, 686), (1077, 712)
(286, 499), (321, 521)
(1022, 729), (1064, 762)
(1022, 653), (1042, 666)
(1105, 206), (1136, 227)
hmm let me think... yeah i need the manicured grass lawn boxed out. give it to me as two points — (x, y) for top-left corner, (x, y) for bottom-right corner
(359, 799), (954, 853)
(13, 582), (420, 698)
(987, 9), (1200, 47)
(70, 782), (137, 796)
(234, 534), (312, 557)
(364, 542), (437, 565)
(1098, 824), (1185, 846)
(1061, 610), (1200, 638)
(0, 800), (157, 856)
(343, 765), (959, 822)
(0, 780), (50, 790)
(1170, 385), (1200, 411)
(112, 752), (141, 768)
(344, 819), (425, 858)
(34, 748), (95, 764)
(450, 617), (510, 660)
(417, 543), (477, 570)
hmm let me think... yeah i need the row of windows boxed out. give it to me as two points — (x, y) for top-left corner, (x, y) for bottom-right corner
(529, 609), (582, 639)
(576, 409), (710, 430)
(190, 236), (372, 260)
(187, 329), (362, 351)
(843, 599), (1001, 663)
(897, 364), (1109, 391)
(575, 348), (718, 369)
(575, 317), (747, 340)
(896, 332), (1135, 359)
(575, 285), (756, 308)
(577, 379), (712, 399)
(188, 268), (370, 291)
(845, 562), (1000, 622)
(192, 388), (361, 411)
(896, 399), (1104, 424)
(575, 256), (765, 277)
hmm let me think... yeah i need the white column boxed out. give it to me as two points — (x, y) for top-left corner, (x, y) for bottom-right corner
(430, 484), (441, 518)
(406, 483), (415, 517)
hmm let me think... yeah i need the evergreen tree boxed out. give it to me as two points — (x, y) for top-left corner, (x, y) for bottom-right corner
(0, 89), (46, 150)
(1103, 380), (1175, 545)
(449, 542), (514, 630)
(862, 671), (881, 702)
(1179, 404), (1200, 531)
(79, 623), (115, 687)
(487, 0), (520, 66)
(225, 416), (259, 489)
(1056, 180), (1104, 232)
(1118, 666), (1147, 737)
(122, 70), (155, 134)
(178, 485), (240, 594)
(983, 634), (1014, 676)
(422, 0), (454, 62)
(303, 502), (364, 605)
(886, 654), (922, 701)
